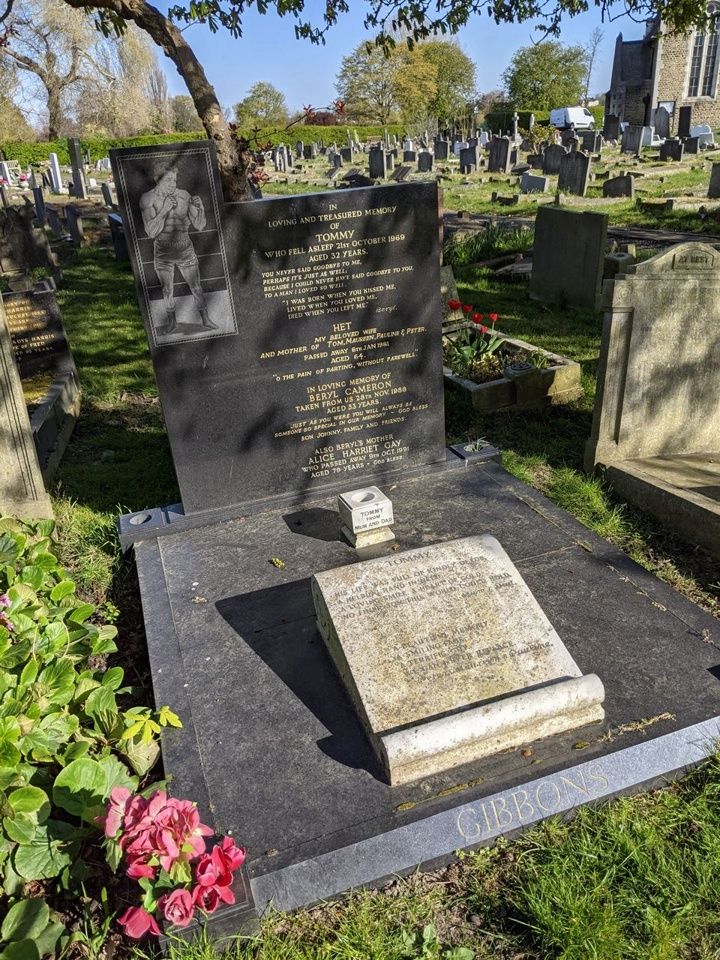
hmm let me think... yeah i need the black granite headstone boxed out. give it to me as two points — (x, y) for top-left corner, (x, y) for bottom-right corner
(2, 289), (75, 380)
(678, 105), (692, 140)
(111, 141), (445, 515)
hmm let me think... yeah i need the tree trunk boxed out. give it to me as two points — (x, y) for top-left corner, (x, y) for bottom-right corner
(46, 84), (62, 141)
(61, 0), (254, 200)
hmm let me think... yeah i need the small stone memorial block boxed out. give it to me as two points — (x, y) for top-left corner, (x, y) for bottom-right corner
(341, 147), (352, 164)
(312, 535), (605, 785)
(659, 138), (684, 162)
(111, 140), (445, 514)
(337, 485), (394, 547)
(684, 136), (700, 155)
(488, 137), (512, 174)
(558, 151), (591, 196)
(403, 150), (416, 163)
(434, 139), (449, 160)
(459, 145), (479, 173)
(542, 144), (566, 175)
(602, 174), (634, 199)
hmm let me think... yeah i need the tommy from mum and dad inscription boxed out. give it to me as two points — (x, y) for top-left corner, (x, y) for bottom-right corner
(111, 141), (444, 514)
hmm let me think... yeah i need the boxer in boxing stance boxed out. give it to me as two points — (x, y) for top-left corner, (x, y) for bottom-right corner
(140, 167), (217, 333)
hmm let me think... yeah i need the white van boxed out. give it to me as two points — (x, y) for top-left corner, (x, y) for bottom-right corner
(549, 107), (595, 131)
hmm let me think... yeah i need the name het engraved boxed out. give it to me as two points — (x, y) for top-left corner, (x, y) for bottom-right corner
(456, 765), (610, 841)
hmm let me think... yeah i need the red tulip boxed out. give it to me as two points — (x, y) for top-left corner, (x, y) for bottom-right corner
(489, 312), (499, 324)
(462, 304), (472, 313)
(472, 313), (484, 324)
(447, 299), (461, 311)
(118, 907), (161, 939)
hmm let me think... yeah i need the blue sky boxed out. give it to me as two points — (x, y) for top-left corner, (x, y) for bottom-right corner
(161, 0), (646, 113)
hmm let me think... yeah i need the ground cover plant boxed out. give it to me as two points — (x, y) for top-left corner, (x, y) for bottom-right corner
(3, 213), (718, 958)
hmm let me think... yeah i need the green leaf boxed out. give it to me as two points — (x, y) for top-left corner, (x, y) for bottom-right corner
(0, 534), (21, 565)
(1, 898), (49, 942)
(52, 758), (107, 820)
(60, 741), (90, 764)
(18, 660), (38, 689)
(97, 755), (138, 797)
(120, 736), (160, 777)
(19, 567), (44, 590)
(13, 824), (73, 880)
(101, 666), (124, 690)
(158, 705), (183, 729)
(9, 786), (50, 821)
(66, 604), (94, 625)
(49, 580), (75, 603)
(3, 813), (37, 844)
(0, 717), (21, 767)
(0, 940), (41, 960)
(34, 920), (65, 958)
(34, 621), (69, 658)
(36, 661), (75, 707)
(84, 686), (117, 727)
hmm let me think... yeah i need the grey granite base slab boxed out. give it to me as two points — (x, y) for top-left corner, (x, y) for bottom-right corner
(133, 459), (720, 930)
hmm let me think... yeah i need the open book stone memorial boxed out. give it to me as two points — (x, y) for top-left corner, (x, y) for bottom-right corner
(113, 141), (720, 938)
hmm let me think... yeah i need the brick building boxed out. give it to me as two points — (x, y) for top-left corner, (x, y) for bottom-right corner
(607, 9), (720, 131)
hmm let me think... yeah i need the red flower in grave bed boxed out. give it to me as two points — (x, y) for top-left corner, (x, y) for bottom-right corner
(118, 907), (161, 940)
(462, 304), (472, 313)
(488, 312), (499, 325)
(471, 312), (484, 325)
(158, 889), (195, 928)
(479, 325), (489, 335)
(447, 299), (461, 311)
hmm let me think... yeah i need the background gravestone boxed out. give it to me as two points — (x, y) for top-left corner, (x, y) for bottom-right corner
(529, 206), (608, 312)
(654, 107), (671, 139)
(603, 115), (620, 140)
(558, 152), (591, 196)
(585, 244), (720, 556)
(709, 163), (720, 199)
(0, 295), (53, 518)
(678, 106), (692, 139)
(659, 138), (683, 162)
(488, 137), (511, 173)
(602, 174), (634, 198)
(684, 136), (700, 155)
(542, 144), (566, 175)
(111, 141), (445, 515)
(67, 138), (87, 200)
(620, 125), (644, 155)
(520, 172), (548, 193)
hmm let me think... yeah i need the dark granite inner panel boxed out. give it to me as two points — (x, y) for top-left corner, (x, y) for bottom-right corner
(136, 462), (720, 880)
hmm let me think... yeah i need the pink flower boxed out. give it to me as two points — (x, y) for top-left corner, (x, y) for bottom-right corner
(126, 854), (156, 880)
(0, 612), (13, 632)
(194, 846), (236, 904)
(0, 594), (9, 608)
(217, 836), (246, 871)
(102, 786), (132, 838)
(158, 889), (195, 928)
(118, 907), (161, 939)
(192, 884), (221, 914)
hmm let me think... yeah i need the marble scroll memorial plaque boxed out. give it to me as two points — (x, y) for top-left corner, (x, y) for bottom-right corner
(312, 535), (605, 785)
(111, 141), (444, 514)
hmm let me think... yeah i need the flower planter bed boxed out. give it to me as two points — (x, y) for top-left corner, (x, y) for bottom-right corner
(443, 325), (582, 412)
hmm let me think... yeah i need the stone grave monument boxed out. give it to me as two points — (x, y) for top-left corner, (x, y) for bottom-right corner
(2, 288), (81, 480)
(530, 206), (608, 311)
(586, 242), (720, 557)
(603, 174), (634, 199)
(488, 137), (512, 174)
(557, 151), (591, 196)
(542, 144), (566, 175)
(0, 295), (54, 519)
(111, 140), (720, 939)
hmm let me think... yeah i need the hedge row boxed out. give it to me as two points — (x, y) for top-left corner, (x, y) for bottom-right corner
(484, 105), (605, 132)
(0, 125), (407, 166)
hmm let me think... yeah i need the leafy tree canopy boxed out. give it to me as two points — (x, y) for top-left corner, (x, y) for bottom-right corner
(502, 41), (588, 110)
(233, 81), (289, 128)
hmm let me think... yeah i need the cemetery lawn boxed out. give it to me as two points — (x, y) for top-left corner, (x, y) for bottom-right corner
(51, 246), (720, 959)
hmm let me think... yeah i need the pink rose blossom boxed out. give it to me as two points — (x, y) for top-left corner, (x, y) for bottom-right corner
(217, 836), (246, 871)
(158, 889), (195, 928)
(118, 907), (161, 939)
(192, 884), (221, 914)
